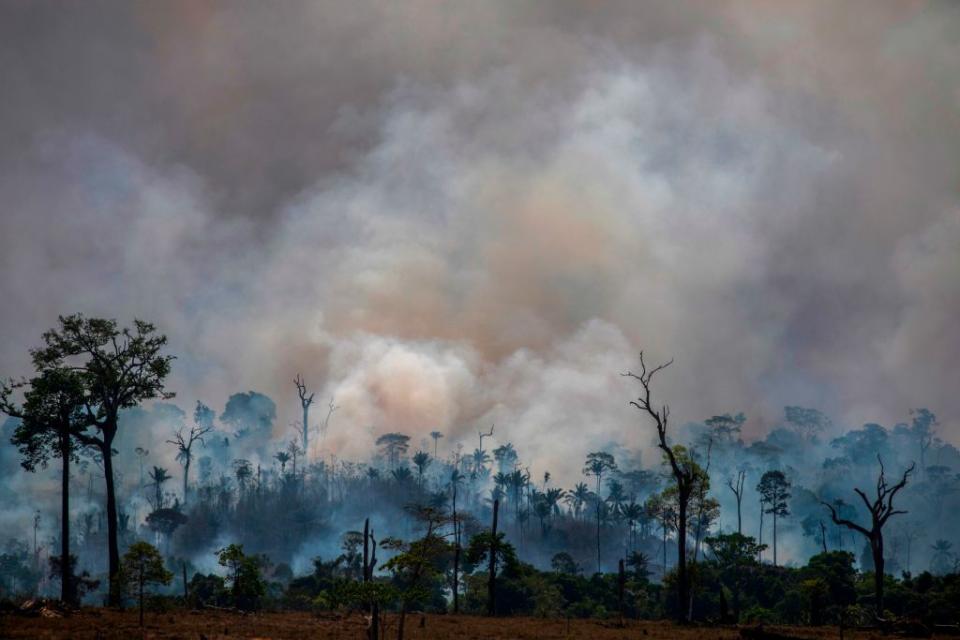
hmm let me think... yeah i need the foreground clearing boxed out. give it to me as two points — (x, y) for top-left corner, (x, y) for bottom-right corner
(0, 610), (903, 639)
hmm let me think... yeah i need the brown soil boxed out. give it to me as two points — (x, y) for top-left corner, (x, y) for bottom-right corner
(0, 610), (901, 640)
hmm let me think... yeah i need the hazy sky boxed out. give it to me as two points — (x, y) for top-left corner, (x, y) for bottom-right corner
(1, 1), (958, 474)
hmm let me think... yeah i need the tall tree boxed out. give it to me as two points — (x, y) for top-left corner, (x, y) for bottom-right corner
(412, 450), (431, 490)
(624, 352), (696, 623)
(30, 315), (174, 606)
(757, 470), (791, 566)
(821, 455), (915, 617)
(583, 451), (617, 573)
(2, 368), (91, 605)
(148, 466), (172, 510)
(784, 406), (830, 442)
(376, 433), (410, 468)
(908, 408), (937, 476)
(293, 374), (314, 454)
(727, 468), (746, 535)
(166, 402), (213, 504)
(429, 431), (443, 457)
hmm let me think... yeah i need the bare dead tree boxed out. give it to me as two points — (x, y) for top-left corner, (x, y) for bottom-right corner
(294, 374), (315, 454)
(727, 468), (746, 535)
(623, 352), (695, 623)
(166, 420), (212, 504)
(821, 455), (915, 618)
(320, 397), (338, 446)
(478, 424), (494, 454)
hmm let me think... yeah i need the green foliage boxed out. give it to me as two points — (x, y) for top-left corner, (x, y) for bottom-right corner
(216, 543), (267, 610)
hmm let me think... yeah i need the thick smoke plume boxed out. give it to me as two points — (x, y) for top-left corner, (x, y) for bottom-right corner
(1, 2), (958, 493)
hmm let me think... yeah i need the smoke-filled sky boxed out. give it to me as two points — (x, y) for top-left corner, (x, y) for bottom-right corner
(1, 1), (958, 478)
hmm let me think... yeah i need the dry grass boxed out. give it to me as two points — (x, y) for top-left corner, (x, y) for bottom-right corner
(0, 610), (902, 639)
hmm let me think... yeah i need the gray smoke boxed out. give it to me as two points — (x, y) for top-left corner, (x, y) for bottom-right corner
(1, 1), (958, 490)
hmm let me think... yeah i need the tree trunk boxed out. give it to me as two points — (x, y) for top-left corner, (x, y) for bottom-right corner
(596, 503), (602, 574)
(139, 569), (144, 627)
(487, 499), (499, 616)
(453, 540), (460, 614)
(872, 534), (885, 616)
(617, 559), (625, 625)
(677, 493), (689, 623)
(183, 457), (190, 504)
(758, 503), (764, 563)
(363, 518), (370, 581)
(773, 511), (778, 566)
(736, 495), (742, 535)
(452, 485), (460, 614)
(102, 435), (121, 607)
(302, 405), (309, 453)
(60, 435), (74, 605)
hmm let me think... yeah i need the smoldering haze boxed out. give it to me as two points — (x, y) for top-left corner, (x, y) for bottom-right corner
(0, 2), (958, 542)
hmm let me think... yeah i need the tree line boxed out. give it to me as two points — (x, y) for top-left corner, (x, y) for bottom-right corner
(1, 314), (959, 634)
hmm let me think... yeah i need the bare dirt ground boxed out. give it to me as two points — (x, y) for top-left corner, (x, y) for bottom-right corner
(0, 610), (905, 639)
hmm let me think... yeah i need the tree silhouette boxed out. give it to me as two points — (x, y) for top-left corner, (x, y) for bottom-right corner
(429, 431), (443, 457)
(166, 402), (213, 504)
(624, 352), (696, 622)
(274, 450), (291, 475)
(757, 470), (791, 566)
(30, 315), (173, 605)
(583, 451), (617, 573)
(412, 450), (431, 490)
(784, 406), (830, 442)
(821, 455), (915, 617)
(233, 459), (253, 495)
(727, 468), (746, 535)
(376, 433), (410, 468)
(2, 368), (91, 605)
(293, 374), (315, 454)
(120, 541), (172, 627)
(148, 466), (172, 510)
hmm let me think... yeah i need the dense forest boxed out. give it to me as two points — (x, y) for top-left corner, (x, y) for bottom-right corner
(1, 315), (959, 635)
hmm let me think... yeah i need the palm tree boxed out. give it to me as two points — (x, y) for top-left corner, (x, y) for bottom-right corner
(429, 431), (443, 457)
(391, 466), (413, 484)
(606, 478), (627, 521)
(493, 443), (518, 472)
(508, 469), (529, 521)
(412, 451), (431, 489)
(471, 448), (491, 474)
(533, 493), (551, 538)
(621, 501), (644, 552)
(544, 488), (565, 516)
(274, 451), (291, 475)
(569, 482), (590, 520)
(148, 466), (171, 510)
(584, 452), (617, 573)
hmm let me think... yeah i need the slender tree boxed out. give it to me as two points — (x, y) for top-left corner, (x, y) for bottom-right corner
(412, 450), (431, 490)
(30, 315), (173, 605)
(293, 374), (314, 454)
(148, 466), (172, 510)
(429, 431), (443, 457)
(727, 468), (746, 535)
(2, 368), (91, 605)
(624, 353), (697, 623)
(583, 451), (617, 573)
(166, 402), (213, 504)
(821, 455), (915, 617)
(757, 470), (791, 566)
